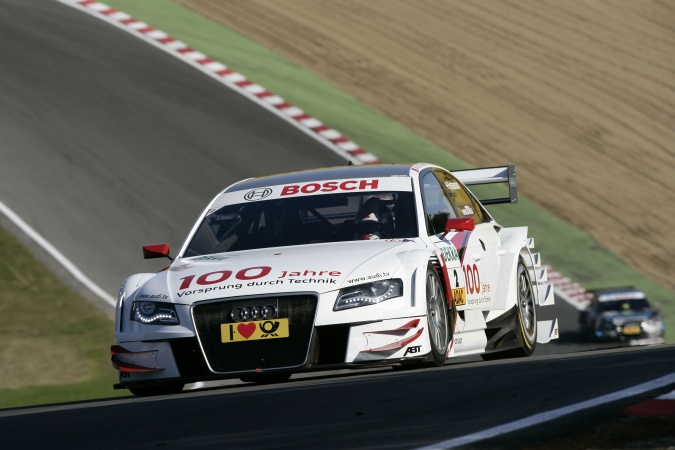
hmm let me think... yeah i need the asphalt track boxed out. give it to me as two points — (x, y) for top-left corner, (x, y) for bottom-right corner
(1, 345), (674, 449)
(1, 1), (673, 448)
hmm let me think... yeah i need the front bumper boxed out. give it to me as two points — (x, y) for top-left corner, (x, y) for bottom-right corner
(593, 322), (665, 343)
(113, 314), (432, 389)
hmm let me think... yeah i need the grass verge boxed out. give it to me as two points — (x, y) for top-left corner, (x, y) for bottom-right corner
(0, 227), (123, 409)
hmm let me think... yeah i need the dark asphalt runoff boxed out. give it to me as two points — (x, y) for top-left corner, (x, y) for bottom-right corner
(1, 345), (673, 449)
(0, 0), (346, 306)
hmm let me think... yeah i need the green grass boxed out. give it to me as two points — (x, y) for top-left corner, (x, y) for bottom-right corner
(0, 227), (124, 409)
(103, 0), (675, 335)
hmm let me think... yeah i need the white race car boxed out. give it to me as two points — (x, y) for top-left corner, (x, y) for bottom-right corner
(112, 163), (558, 395)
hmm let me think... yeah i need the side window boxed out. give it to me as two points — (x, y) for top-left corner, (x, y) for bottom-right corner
(421, 172), (457, 235)
(434, 170), (487, 224)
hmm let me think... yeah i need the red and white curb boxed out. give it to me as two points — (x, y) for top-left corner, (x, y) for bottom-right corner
(545, 264), (593, 310)
(623, 390), (675, 417)
(55, 0), (380, 166)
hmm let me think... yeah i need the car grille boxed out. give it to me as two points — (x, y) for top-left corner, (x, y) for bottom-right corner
(192, 295), (317, 373)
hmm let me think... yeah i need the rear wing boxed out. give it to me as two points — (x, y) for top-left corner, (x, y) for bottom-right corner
(452, 165), (517, 205)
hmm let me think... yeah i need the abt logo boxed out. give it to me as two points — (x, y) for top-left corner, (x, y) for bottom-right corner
(404, 345), (421, 356)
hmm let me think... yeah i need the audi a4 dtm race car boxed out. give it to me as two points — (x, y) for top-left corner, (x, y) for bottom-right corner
(579, 287), (665, 345)
(112, 163), (558, 395)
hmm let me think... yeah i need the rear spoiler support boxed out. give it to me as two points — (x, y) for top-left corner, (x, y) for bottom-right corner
(452, 165), (517, 205)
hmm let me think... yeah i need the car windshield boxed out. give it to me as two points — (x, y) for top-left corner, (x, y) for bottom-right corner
(184, 191), (417, 256)
(599, 298), (650, 312)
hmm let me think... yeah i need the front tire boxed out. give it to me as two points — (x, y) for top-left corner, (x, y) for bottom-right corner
(481, 257), (537, 360)
(514, 257), (537, 356)
(426, 268), (450, 366)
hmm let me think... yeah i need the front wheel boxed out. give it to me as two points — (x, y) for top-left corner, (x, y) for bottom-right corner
(426, 268), (450, 366)
(481, 257), (537, 361)
(513, 257), (537, 356)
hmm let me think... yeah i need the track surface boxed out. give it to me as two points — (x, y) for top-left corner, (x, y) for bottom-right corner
(0, 1), (672, 448)
(1, 345), (674, 449)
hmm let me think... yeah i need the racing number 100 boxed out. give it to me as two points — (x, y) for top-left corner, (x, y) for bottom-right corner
(179, 266), (271, 290)
(463, 264), (480, 295)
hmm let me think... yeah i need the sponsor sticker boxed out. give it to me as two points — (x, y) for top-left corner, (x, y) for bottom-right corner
(410, 163), (429, 173)
(461, 205), (474, 216)
(211, 177), (413, 210)
(622, 325), (641, 336)
(452, 287), (467, 306)
(346, 272), (390, 284)
(191, 255), (236, 261)
(137, 294), (169, 300)
(221, 319), (290, 343)
(438, 243), (460, 262)
(281, 179), (379, 196)
(244, 188), (273, 201)
(444, 181), (460, 190)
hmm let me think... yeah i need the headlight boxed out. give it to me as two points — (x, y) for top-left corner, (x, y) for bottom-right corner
(334, 279), (403, 311)
(642, 319), (662, 333)
(131, 301), (180, 325)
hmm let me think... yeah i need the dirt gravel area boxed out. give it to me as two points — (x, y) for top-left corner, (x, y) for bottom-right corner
(177, 0), (675, 293)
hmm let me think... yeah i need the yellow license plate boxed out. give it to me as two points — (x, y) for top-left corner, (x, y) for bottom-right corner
(622, 325), (641, 336)
(221, 318), (290, 343)
(452, 288), (467, 306)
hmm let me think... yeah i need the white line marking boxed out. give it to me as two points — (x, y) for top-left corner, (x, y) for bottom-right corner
(0, 200), (116, 307)
(415, 372), (675, 449)
(657, 390), (675, 400)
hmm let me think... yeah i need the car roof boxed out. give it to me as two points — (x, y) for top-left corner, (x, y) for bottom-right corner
(591, 287), (647, 302)
(225, 164), (420, 193)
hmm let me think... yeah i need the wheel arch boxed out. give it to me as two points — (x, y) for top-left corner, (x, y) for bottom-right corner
(492, 226), (538, 312)
(399, 248), (456, 351)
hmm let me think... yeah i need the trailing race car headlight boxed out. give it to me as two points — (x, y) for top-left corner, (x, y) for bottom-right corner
(334, 279), (403, 311)
(132, 301), (179, 325)
(600, 317), (617, 329)
(642, 318), (663, 333)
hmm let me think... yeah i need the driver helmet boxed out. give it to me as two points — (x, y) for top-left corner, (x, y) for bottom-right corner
(355, 197), (394, 240)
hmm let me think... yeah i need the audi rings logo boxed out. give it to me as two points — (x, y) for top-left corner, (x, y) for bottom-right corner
(244, 188), (272, 201)
(230, 304), (278, 322)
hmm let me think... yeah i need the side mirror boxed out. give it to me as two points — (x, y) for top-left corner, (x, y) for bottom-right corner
(143, 243), (173, 261)
(440, 217), (475, 239)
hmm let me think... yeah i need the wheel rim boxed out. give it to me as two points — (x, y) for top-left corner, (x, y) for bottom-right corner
(427, 272), (447, 352)
(518, 266), (536, 342)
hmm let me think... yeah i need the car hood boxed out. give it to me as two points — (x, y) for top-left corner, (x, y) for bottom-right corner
(135, 239), (422, 304)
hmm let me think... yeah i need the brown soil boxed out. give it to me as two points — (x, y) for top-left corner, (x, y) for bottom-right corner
(177, 0), (675, 292)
